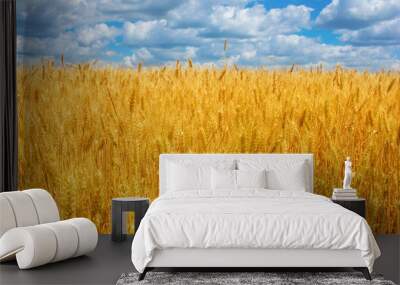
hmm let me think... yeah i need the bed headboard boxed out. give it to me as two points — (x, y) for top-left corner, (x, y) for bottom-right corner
(159, 153), (314, 195)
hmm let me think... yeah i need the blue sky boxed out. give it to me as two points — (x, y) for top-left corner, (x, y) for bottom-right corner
(16, 0), (400, 70)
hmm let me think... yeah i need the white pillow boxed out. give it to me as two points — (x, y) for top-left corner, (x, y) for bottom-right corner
(238, 159), (308, 191)
(236, 169), (267, 188)
(167, 162), (212, 191)
(266, 164), (307, 191)
(211, 169), (236, 190)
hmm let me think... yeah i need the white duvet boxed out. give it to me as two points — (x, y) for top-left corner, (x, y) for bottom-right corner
(131, 189), (380, 273)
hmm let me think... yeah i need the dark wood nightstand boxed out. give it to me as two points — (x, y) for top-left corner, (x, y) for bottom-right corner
(111, 197), (149, 242)
(331, 198), (366, 218)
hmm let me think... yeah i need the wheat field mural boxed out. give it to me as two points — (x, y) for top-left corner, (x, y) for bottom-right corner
(17, 61), (400, 234)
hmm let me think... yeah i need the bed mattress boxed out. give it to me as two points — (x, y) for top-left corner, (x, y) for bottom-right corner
(131, 189), (380, 273)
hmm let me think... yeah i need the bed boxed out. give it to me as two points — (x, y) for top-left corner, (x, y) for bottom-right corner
(131, 154), (380, 281)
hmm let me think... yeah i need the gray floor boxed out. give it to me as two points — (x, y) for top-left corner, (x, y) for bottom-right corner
(0, 235), (134, 285)
(375, 235), (400, 284)
(0, 235), (398, 285)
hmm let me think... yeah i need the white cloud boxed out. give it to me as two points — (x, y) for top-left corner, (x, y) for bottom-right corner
(222, 55), (241, 66)
(201, 4), (312, 38)
(242, 49), (257, 60)
(167, 0), (219, 28)
(154, 46), (198, 61)
(105, 50), (117, 57)
(77, 24), (119, 47)
(136, 48), (153, 60)
(390, 61), (400, 71)
(316, 0), (400, 47)
(123, 20), (200, 47)
(123, 55), (138, 67)
(316, 0), (400, 29)
(123, 48), (154, 67)
(123, 20), (164, 41)
(340, 17), (400, 46)
(123, 46), (200, 67)
(167, 0), (251, 28)
(251, 34), (398, 70)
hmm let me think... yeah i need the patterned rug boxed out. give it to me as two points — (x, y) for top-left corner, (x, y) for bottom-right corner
(116, 271), (396, 285)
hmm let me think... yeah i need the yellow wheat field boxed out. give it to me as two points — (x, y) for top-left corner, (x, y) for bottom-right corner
(17, 61), (400, 234)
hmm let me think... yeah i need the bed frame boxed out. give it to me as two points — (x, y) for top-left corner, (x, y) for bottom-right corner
(139, 154), (371, 280)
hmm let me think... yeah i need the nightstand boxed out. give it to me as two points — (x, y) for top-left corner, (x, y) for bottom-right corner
(331, 198), (366, 218)
(111, 197), (149, 242)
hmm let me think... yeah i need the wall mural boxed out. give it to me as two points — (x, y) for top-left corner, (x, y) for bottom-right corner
(17, 0), (399, 234)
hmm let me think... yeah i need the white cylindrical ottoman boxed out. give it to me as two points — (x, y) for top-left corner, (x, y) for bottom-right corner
(0, 218), (98, 269)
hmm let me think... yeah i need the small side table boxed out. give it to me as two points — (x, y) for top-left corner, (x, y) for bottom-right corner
(332, 198), (366, 218)
(112, 197), (149, 242)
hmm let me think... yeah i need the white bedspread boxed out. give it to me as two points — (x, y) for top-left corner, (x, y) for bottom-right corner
(131, 190), (380, 272)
